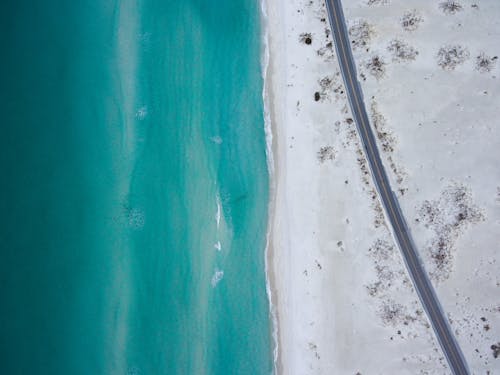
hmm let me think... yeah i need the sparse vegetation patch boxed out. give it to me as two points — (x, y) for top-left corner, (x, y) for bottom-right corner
(299, 33), (313, 45)
(387, 39), (419, 62)
(317, 146), (336, 163)
(370, 101), (406, 185)
(364, 236), (423, 333)
(318, 76), (334, 91)
(475, 53), (498, 73)
(371, 101), (395, 153)
(368, 239), (394, 261)
(379, 300), (414, 326)
(400, 10), (423, 31)
(349, 20), (373, 51)
(365, 55), (386, 79)
(491, 343), (500, 359)
(366, 243), (396, 296)
(317, 41), (334, 61)
(436, 45), (470, 70)
(316, 75), (345, 102)
(439, 1), (463, 15)
(416, 183), (484, 281)
(366, 0), (389, 5)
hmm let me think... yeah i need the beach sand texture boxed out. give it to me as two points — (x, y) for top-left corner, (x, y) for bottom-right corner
(264, 0), (500, 373)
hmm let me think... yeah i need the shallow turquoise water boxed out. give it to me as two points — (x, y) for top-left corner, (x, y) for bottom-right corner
(0, 1), (272, 374)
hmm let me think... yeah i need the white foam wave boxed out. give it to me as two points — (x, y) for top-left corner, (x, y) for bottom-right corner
(260, 0), (279, 372)
(215, 194), (221, 229)
(211, 269), (224, 288)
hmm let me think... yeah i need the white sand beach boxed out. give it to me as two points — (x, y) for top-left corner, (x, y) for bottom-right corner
(264, 0), (500, 373)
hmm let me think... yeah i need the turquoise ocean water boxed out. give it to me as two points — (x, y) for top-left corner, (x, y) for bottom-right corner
(0, 1), (273, 374)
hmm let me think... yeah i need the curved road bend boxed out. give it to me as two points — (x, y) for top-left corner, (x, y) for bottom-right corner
(324, 1), (470, 374)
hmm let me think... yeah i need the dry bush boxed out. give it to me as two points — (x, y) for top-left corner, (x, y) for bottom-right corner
(365, 55), (386, 79)
(349, 20), (373, 50)
(319, 76), (334, 91)
(365, 237), (417, 328)
(379, 300), (407, 326)
(492, 343), (500, 359)
(317, 75), (344, 101)
(387, 39), (419, 62)
(439, 1), (463, 14)
(475, 53), (498, 73)
(367, 0), (389, 5)
(370, 101), (406, 185)
(317, 41), (334, 61)
(373, 199), (386, 228)
(436, 45), (470, 70)
(366, 240), (396, 296)
(371, 101), (395, 152)
(299, 33), (313, 45)
(401, 10), (423, 31)
(368, 239), (394, 262)
(417, 184), (483, 230)
(317, 146), (336, 163)
(355, 146), (371, 187)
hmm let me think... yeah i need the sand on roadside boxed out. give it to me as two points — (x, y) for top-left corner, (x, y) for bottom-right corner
(263, 0), (500, 374)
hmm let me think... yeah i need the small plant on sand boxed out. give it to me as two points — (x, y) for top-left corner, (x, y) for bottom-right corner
(299, 32), (313, 45)
(492, 343), (500, 359)
(365, 55), (386, 79)
(436, 45), (469, 70)
(379, 300), (406, 326)
(400, 10), (423, 31)
(370, 101), (395, 153)
(349, 20), (373, 50)
(387, 39), (419, 62)
(316, 75), (345, 101)
(366, 0), (389, 5)
(475, 53), (498, 73)
(318, 76), (334, 91)
(317, 41), (334, 61)
(317, 146), (336, 163)
(317, 76), (332, 101)
(439, 0), (463, 14)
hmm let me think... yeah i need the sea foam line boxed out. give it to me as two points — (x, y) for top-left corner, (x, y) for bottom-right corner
(260, 0), (279, 373)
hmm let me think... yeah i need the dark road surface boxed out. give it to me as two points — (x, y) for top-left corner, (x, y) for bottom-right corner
(324, 1), (470, 374)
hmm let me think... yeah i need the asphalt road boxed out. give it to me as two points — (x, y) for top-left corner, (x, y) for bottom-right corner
(324, 1), (470, 374)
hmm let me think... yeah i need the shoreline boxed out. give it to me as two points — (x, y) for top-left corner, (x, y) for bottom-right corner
(260, 0), (282, 371)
